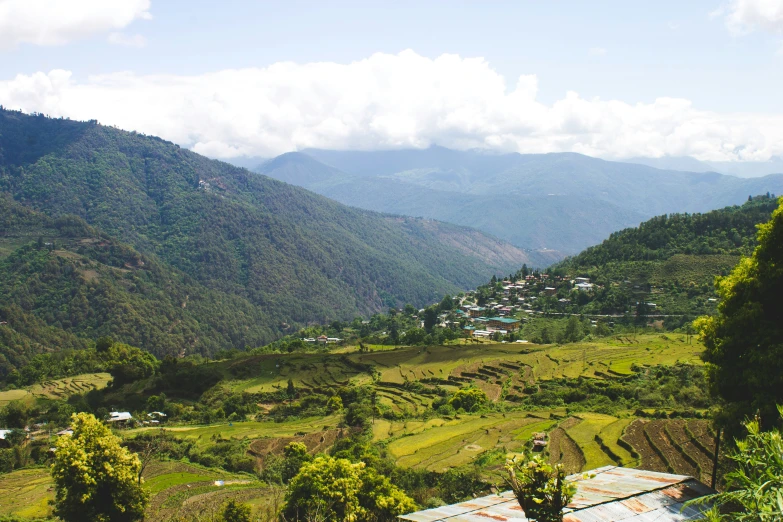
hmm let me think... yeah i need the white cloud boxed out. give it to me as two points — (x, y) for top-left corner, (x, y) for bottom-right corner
(107, 32), (146, 48)
(588, 47), (607, 56)
(0, 50), (781, 162)
(0, 0), (151, 50)
(721, 0), (783, 35)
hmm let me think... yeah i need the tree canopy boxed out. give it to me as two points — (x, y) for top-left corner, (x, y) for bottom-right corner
(695, 197), (783, 430)
(51, 412), (149, 522)
(282, 455), (415, 521)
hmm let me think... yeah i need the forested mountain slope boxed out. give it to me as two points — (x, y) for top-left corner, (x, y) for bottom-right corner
(0, 109), (533, 360)
(544, 196), (780, 318)
(257, 147), (783, 254)
(0, 195), (277, 374)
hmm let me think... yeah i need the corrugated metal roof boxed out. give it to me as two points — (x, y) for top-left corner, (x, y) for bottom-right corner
(399, 466), (714, 522)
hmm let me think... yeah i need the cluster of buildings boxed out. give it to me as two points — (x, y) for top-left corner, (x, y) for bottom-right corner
(454, 273), (600, 338)
(302, 336), (343, 344)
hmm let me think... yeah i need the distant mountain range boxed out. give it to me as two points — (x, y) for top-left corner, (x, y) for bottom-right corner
(624, 155), (783, 178)
(256, 147), (783, 255)
(0, 109), (534, 365)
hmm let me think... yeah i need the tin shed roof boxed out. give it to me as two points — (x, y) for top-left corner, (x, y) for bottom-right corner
(399, 466), (714, 522)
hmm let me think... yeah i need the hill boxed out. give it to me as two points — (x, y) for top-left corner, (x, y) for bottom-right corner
(0, 109), (535, 361)
(256, 147), (783, 254)
(533, 196), (780, 319)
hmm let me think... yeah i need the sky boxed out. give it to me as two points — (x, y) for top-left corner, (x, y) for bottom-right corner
(1, 0), (783, 162)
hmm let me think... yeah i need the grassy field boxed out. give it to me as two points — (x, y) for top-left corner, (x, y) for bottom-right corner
(564, 413), (621, 470)
(0, 468), (54, 519)
(384, 411), (559, 472)
(141, 460), (270, 521)
(126, 415), (341, 448)
(0, 373), (111, 407)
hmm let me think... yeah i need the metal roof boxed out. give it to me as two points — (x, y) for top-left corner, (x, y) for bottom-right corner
(399, 466), (714, 522)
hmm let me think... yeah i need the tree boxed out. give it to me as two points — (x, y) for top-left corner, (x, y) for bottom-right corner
(52, 413), (148, 522)
(95, 336), (114, 353)
(505, 454), (575, 522)
(694, 198), (783, 430)
(104, 343), (159, 386)
(221, 499), (252, 522)
(562, 316), (583, 343)
(423, 307), (438, 332)
(282, 455), (415, 522)
(687, 407), (783, 521)
(1, 400), (29, 428)
(439, 294), (454, 311)
(448, 387), (488, 413)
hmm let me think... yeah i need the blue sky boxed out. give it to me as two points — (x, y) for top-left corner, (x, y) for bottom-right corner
(1, 0), (782, 161)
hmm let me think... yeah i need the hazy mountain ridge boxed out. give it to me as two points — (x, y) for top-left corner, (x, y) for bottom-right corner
(257, 148), (783, 254)
(625, 155), (783, 178)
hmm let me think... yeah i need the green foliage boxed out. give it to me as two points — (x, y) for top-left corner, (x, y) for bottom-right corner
(104, 342), (159, 386)
(695, 197), (783, 430)
(221, 499), (253, 522)
(0, 401), (29, 428)
(51, 412), (149, 522)
(261, 441), (313, 485)
(448, 386), (488, 413)
(548, 196), (779, 317)
(282, 455), (416, 522)
(505, 453), (576, 522)
(689, 407), (783, 521)
(515, 364), (711, 413)
(562, 196), (778, 266)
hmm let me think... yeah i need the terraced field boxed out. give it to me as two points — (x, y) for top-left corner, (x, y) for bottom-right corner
(354, 333), (701, 387)
(383, 411), (559, 472)
(564, 413), (620, 470)
(225, 354), (373, 394)
(621, 419), (716, 481)
(0, 373), (111, 406)
(127, 415), (341, 449)
(142, 461), (269, 521)
(0, 468), (54, 519)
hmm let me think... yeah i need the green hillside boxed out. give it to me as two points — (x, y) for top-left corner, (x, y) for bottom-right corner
(0, 195), (279, 373)
(0, 109), (534, 362)
(537, 196), (780, 318)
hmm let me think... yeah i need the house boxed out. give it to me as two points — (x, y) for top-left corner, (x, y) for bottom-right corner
(575, 277), (591, 284)
(147, 412), (167, 421)
(0, 430), (13, 448)
(487, 317), (520, 331)
(107, 412), (133, 423)
(399, 466), (714, 521)
(468, 306), (487, 318)
(316, 335), (329, 344)
(56, 428), (74, 436)
(543, 287), (556, 296)
(575, 282), (594, 291)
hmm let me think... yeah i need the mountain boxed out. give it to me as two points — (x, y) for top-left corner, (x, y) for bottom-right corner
(0, 109), (535, 365)
(625, 155), (783, 178)
(0, 194), (276, 374)
(257, 147), (783, 255)
(623, 156), (715, 173)
(545, 195), (780, 318)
